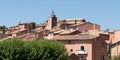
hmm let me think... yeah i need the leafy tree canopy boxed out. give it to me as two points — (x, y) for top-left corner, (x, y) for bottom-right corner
(0, 26), (7, 33)
(0, 38), (69, 60)
(30, 22), (36, 29)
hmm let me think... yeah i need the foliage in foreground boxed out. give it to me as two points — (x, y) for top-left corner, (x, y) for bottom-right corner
(0, 38), (69, 60)
(112, 55), (120, 60)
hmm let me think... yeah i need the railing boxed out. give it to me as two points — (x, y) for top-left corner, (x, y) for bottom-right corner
(77, 50), (87, 54)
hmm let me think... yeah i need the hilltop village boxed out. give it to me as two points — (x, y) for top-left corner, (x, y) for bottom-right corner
(0, 11), (120, 60)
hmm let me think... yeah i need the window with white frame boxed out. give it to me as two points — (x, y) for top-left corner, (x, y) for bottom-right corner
(80, 46), (85, 51)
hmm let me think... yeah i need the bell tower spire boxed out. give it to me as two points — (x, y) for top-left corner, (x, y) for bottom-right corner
(45, 11), (57, 30)
(51, 10), (56, 17)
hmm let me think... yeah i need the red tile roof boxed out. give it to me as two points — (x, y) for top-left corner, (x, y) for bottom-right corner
(52, 34), (98, 40)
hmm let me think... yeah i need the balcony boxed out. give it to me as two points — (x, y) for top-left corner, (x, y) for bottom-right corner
(77, 50), (87, 54)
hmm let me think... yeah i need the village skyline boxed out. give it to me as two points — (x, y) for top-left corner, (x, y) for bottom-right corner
(1, 0), (120, 60)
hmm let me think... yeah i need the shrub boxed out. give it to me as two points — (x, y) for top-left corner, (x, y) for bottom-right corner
(0, 38), (69, 60)
(112, 55), (120, 60)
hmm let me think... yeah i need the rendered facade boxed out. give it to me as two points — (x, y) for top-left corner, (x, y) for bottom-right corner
(110, 30), (120, 57)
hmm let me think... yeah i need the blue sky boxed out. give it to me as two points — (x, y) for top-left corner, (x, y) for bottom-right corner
(0, 0), (120, 31)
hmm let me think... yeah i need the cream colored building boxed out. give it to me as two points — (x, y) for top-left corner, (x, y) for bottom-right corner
(111, 41), (120, 57)
(110, 30), (120, 57)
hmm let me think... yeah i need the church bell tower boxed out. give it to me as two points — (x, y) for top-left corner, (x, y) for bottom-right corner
(45, 11), (57, 30)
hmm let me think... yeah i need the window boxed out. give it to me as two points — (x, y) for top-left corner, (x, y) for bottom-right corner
(73, 27), (79, 30)
(70, 49), (73, 52)
(68, 40), (71, 44)
(81, 46), (85, 51)
(84, 30), (88, 32)
(80, 46), (85, 51)
(101, 55), (104, 60)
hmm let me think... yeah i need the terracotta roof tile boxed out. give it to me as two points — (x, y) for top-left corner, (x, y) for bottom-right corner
(52, 34), (98, 40)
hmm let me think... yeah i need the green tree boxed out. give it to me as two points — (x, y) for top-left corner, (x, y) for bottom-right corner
(0, 38), (69, 60)
(2, 25), (6, 34)
(31, 22), (36, 29)
(112, 55), (120, 60)
(0, 25), (6, 34)
(108, 41), (112, 59)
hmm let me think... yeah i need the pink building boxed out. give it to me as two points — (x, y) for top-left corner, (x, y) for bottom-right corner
(109, 30), (120, 43)
(48, 34), (108, 60)
(9, 23), (29, 31)
(114, 30), (120, 43)
(4, 22), (37, 39)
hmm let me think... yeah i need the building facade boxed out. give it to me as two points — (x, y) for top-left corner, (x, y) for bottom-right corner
(46, 33), (108, 60)
(110, 30), (120, 57)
